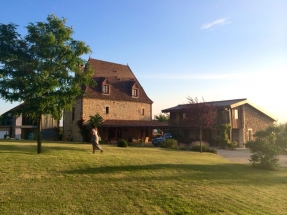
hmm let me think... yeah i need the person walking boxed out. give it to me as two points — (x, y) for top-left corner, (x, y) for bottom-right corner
(90, 124), (103, 153)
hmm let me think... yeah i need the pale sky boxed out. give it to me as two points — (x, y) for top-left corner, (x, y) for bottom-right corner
(1, 0), (287, 123)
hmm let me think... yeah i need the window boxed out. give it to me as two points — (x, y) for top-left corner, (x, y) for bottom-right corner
(103, 85), (110, 94)
(234, 109), (238, 119)
(72, 107), (75, 121)
(248, 129), (253, 141)
(132, 88), (138, 97)
(106, 106), (109, 114)
(142, 109), (144, 115)
(22, 116), (37, 126)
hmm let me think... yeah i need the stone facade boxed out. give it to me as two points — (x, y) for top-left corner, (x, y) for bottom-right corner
(63, 97), (152, 142)
(239, 104), (274, 146)
(82, 98), (151, 121)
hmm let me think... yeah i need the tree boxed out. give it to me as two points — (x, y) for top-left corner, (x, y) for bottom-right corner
(87, 113), (104, 128)
(246, 124), (287, 170)
(184, 97), (217, 153)
(0, 14), (95, 153)
(154, 113), (169, 122)
(77, 114), (103, 142)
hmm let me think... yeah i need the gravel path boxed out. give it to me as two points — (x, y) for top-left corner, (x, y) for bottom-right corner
(216, 148), (287, 167)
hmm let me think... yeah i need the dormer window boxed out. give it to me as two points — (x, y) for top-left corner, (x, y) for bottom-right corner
(103, 85), (110, 94)
(132, 88), (138, 97)
(132, 82), (139, 98)
(102, 79), (110, 95)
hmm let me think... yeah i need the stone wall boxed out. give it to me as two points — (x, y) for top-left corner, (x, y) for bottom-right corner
(82, 98), (152, 121)
(63, 98), (82, 142)
(242, 104), (275, 144)
(63, 97), (152, 142)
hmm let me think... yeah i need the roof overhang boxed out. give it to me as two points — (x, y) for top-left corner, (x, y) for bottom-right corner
(162, 99), (277, 122)
(100, 120), (168, 127)
(230, 100), (277, 121)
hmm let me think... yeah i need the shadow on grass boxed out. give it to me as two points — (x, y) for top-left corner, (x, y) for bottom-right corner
(61, 163), (286, 185)
(0, 144), (88, 154)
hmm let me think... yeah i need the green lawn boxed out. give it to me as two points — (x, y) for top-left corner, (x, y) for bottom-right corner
(0, 141), (286, 215)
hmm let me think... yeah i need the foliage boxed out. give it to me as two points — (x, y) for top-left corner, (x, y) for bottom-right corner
(118, 139), (128, 147)
(160, 138), (178, 149)
(276, 123), (287, 152)
(184, 97), (217, 152)
(76, 113), (104, 142)
(87, 113), (104, 129)
(227, 141), (238, 150)
(0, 14), (95, 153)
(190, 145), (217, 154)
(154, 113), (169, 122)
(217, 123), (237, 149)
(217, 123), (231, 146)
(245, 126), (284, 170)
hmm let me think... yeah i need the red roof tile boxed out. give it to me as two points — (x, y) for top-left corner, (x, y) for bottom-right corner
(84, 58), (153, 104)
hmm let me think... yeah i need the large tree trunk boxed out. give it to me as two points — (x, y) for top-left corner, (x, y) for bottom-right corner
(37, 114), (42, 154)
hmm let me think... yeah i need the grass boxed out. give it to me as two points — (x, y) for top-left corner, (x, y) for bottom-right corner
(0, 140), (286, 215)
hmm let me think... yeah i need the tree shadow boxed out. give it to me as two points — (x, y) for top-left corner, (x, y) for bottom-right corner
(61, 163), (287, 185)
(0, 144), (88, 154)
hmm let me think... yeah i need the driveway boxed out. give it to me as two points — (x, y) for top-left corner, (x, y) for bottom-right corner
(216, 148), (287, 167)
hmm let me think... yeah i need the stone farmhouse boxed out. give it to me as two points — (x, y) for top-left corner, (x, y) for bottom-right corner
(162, 98), (277, 147)
(63, 58), (167, 143)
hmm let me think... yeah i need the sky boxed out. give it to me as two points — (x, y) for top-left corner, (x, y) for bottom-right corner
(1, 0), (287, 123)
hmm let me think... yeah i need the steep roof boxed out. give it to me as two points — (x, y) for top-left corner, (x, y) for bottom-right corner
(84, 58), (153, 104)
(162, 98), (277, 121)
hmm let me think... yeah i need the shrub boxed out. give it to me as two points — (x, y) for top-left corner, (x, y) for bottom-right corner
(226, 141), (238, 150)
(160, 139), (178, 149)
(190, 141), (209, 147)
(117, 139), (128, 148)
(170, 133), (184, 143)
(245, 126), (283, 170)
(217, 123), (238, 150)
(191, 145), (217, 154)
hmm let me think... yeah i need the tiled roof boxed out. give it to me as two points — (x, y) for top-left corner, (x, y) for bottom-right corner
(101, 119), (168, 127)
(84, 58), (153, 104)
(162, 98), (247, 112)
(162, 98), (277, 121)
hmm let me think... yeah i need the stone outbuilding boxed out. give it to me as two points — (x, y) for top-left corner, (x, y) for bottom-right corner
(162, 98), (277, 147)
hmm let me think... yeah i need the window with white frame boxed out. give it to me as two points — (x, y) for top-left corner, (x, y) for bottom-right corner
(103, 85), (110, 94)
(132, 88), (138, 97)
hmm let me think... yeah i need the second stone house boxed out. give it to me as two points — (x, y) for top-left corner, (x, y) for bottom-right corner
(162, 98), (277, 147)
(63, 58), (167, 142)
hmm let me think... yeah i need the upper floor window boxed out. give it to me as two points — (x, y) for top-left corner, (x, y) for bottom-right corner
(132, 88), (138, 97)
(142, 109), (144, 115)
(106, 106), (109, 114)
(234, 109), (238, 119)
(22, 115), (37, 126)
(103, 85), (110, 94)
